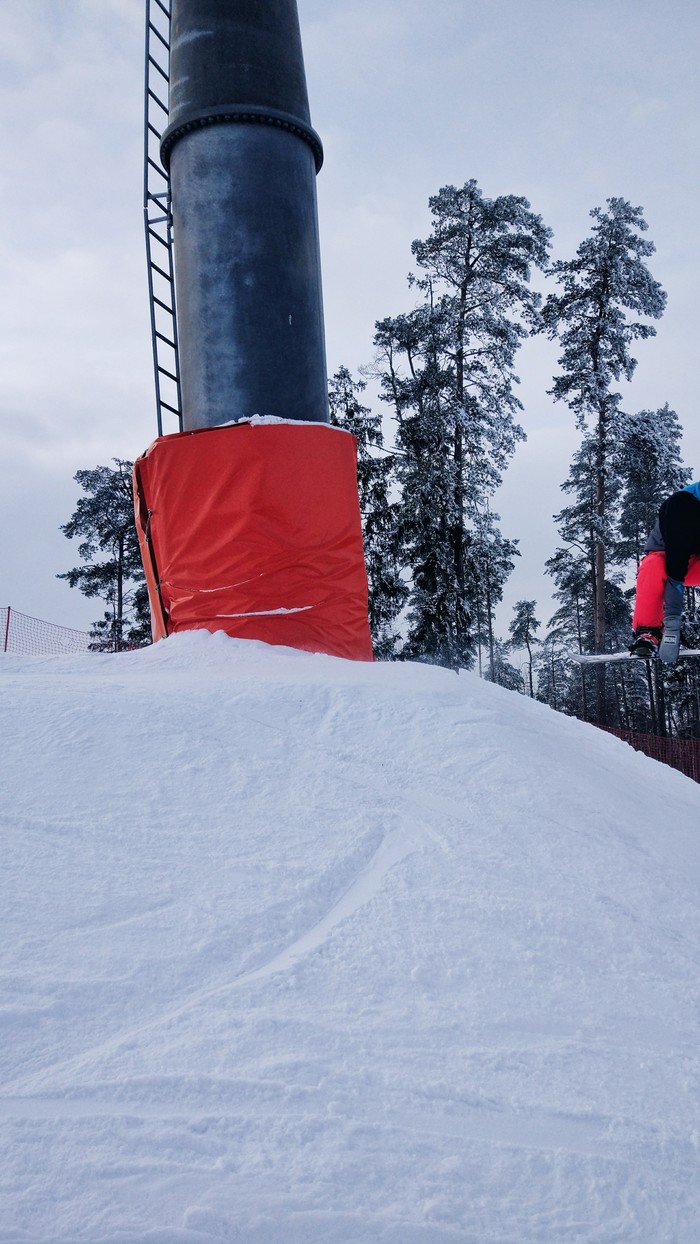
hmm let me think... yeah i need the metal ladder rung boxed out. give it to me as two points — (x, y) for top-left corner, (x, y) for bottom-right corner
(148, 21), (170, 50)
(148, 88), (169, 114)
(148, 156), (168, 178)
(153, 0), (171, 19)
(151, 259), (173, 283)
(148, 224), (170, 244)
(148, 54), (169, 83)
(157, 364), (180, 383)
(155, 329), (176, 346)
(153, 293), (175, 314)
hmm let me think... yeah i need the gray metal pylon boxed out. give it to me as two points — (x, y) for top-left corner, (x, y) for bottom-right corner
(143, 0), (182, 436)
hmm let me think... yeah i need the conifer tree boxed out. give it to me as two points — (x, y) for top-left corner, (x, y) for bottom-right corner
(543, 199), (666, 661)
(547, 434), (627, 652)
(374, 180), (550, 669)
(469, 504), (519, 678)
(508, 600), (540, 697)
(328, 366), (407, 658)
(485, 640), (524, 691)
(535, 636), (571, 715)
(58, 459), (150, 650)
(614, 405), (690, 567)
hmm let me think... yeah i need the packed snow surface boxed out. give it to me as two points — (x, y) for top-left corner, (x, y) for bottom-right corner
(2, 631), (700, 1242)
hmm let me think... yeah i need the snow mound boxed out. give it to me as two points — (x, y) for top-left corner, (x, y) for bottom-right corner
(2, 632), (700, 1242)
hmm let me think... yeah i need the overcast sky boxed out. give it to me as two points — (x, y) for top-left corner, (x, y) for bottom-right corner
(1, 0), (699, 636)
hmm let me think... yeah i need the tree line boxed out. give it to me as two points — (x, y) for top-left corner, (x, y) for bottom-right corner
(59, 180), (698, 737)
(327, 183), (693, 735)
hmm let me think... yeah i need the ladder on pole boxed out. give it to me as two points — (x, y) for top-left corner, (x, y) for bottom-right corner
(143, 0), (181, 436)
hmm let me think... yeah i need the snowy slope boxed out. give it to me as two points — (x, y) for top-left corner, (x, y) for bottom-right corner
(2, 631), (700, 1243)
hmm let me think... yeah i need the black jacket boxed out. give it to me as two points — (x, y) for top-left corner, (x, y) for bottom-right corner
(646, 487), (700, 582)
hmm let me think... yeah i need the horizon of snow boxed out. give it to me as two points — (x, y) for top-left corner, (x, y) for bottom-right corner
(2, 630), (700, 1242)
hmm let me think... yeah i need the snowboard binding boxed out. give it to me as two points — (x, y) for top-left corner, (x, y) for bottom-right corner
(629, 623), (680, 664)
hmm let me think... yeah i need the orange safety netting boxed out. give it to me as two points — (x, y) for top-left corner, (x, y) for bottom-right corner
(133, 421), (373, 662)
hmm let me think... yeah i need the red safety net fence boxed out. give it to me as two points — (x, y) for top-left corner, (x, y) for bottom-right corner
(601, 726), (700, 784)
(1, 607), (91, 656)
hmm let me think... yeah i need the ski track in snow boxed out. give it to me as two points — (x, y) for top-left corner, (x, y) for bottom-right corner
(3, 823), (418, 1098)
(2, 632), (700, 1243)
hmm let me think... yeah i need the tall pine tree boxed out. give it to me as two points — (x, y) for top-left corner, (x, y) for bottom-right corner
(328, 366), (407, 658)
(58, 460), (150, 650)
(543, 198), (666, 657)
(614, 404), (690, 568)
(508, 599), (541, 697)
(374, 180), (550, 669)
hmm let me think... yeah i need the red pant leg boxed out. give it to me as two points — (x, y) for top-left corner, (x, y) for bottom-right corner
(633, 552), (700, 630)
(633, 551), (665, 630)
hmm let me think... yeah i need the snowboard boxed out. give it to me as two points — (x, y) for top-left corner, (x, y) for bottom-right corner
(569, 648), (700, 665)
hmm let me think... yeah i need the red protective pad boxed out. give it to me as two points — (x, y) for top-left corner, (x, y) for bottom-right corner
(133, 421), (373, 661)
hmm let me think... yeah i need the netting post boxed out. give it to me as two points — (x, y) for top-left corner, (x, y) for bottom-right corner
(3, 606), (10, 653)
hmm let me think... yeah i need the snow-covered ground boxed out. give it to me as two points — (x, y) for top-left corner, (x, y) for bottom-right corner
(2, 631), (700, 1243)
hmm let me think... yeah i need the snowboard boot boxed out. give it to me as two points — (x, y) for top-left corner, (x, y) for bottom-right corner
(659, 579), (684, 664)
(658, 619), (681, 664)
(629, 628), (662, 659)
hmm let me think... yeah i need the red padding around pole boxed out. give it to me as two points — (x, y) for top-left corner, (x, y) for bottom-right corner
(133, 421), (374, 661)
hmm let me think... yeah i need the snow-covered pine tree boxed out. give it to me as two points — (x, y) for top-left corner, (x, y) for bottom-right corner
(614, 405), (690, 568)
(374, 181), (550, 670)
(543, 438), (657, 727)
(484, 640), (524, 692)
(468, 503), (519, 679)
(58, 460), (150, 650)
(535, 635), (572, 716)
(508, 600), (540, 697)
(375, 304), (470, 667)
(328, 366), (407, 659)
(548, 433), (627, 641)
(543, 199), (666, 668)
